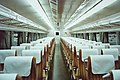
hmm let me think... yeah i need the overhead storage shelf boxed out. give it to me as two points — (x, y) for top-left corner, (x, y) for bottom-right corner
(72, 12), (120, 33)
(0, 4), (47, 33)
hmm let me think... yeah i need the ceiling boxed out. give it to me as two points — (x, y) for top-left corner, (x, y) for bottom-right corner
(0, 0), (120, 33)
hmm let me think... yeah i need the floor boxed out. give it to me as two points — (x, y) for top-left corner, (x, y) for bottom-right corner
(51, 43), (71, 80)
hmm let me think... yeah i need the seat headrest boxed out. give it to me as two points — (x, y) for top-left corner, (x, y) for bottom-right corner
(90, 55), (114, 74)
(102, 48), (119, 61)
(20, 43), (31, 49)
(81, 49), (99, 62)
(92, 46), (105, 54)
(4, 56), (33, 76)
(0, 50), (16, 63)
(30, 46), (44, 55)
(111, 70), (120, 80)
(22, 50), (42, 64)
(0, 74), (17, 80)
(11, 46), (26, 56)
(73, 46), (89, 55)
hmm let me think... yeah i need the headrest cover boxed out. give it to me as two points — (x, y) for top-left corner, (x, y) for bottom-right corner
(22, 50), (41, 64)
(4, 56), (33, 76)
(92, 46), (105, 54)
(11, 46), (26, 56)
(90, 55), (114, 74)
(81, 49), (99, 62)
(0, 50), (16, 63)
(20, 43), (31, 49)
(102, 49), (119, 61)
(111, 70), (120, 80)
(30, 46), (44, 55)
(0, 74), (17, 80)
(102, 43), (110, 48)
(110, 45), (120, 54)
(73, 46), (89, 55)
(35, 43), (47, 47)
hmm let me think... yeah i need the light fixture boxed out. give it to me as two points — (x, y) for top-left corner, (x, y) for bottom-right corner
(63, 0), (88, 28)
(26, 0), (54, 29)
(65, 0), (117, 30)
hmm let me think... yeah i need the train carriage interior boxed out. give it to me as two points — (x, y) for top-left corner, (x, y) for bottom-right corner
(0, 0), (120, 80)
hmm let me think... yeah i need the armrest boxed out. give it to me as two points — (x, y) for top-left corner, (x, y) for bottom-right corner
(102, 73), (110, 79)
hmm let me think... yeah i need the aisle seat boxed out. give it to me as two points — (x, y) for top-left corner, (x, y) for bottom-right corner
(11, 46), (26, 56)
(102, 48), (119, 69)
(92, 46), (105, 54)
(103, 70), (120, 80)
(20, 43), (32, 50)
(0, 74), (22, 80)
(22, 50), (43, 80)
(4, 56), (36, 80)
(87, 55), (114, 80)
(0, 50), (16, 71)
(78, 49), (99, 80)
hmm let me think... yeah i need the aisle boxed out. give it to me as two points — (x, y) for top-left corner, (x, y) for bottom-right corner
(52, 44), (71, 80)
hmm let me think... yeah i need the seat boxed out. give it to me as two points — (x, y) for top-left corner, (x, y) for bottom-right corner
(72, 46), (90, 79)
(78, 49), (99, 80)
(93, 42), (102, 46)
(48, 38), (55, 62)
(30, 46), (44, 54)
(110, 45), (120, 69)
(102, 43), (110, 48)
(20, 43), (32, 50)
(110, 45), (120, 54)
(22, 50), (43, 80)
(0, 74), (22, 80)
(109, 70), (120, 80)
(92, 46), (105, 54)
(11, 46), (26, 56)
(87, 55), (114, 80)
(0, 50), (16, 71)
(103, 70), (120, 80)
(102, 48), (119, 69)
(72, 46), (79, 79)
(4, 56), (36, 80)
(30, 45), (49, 79)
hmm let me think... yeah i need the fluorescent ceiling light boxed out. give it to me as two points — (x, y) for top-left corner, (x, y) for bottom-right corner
(65, 0), (117, 30)
(26, 0), (54, 29)
(64, 0), (89, 27)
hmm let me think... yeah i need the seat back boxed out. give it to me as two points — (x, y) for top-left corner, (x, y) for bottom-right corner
(79, 49), (99, 80)
(22, 50), (43, 80)
(88, 55), (114, 80)
(110, 45), (120, 54)
(92, 46), (105, 54)
(102, 43), (110, 48)
(4, 56), (36, 80)
(110, 70), (120, 80)
(102, 49), (119, 69)
(11, 46), (26, 56)
(0, 50), (16, 63)
(30, 46), (44, 55)
(0, 74), (22, 80)
(103, 70), (120, 80)
(102, 48), (119, 61)
(20, 43), (31, 50)
(0, 50), (16, 71)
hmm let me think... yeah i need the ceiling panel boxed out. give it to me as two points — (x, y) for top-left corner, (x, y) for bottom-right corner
(0, 0), (119, 32)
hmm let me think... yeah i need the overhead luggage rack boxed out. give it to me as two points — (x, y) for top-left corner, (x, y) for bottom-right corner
(72, 12), (120, 33)
(0, 4), (47, 33)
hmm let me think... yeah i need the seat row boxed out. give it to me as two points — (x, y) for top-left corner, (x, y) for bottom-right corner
(60, 37), (120, 80)
(0, 37), (55, 80)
